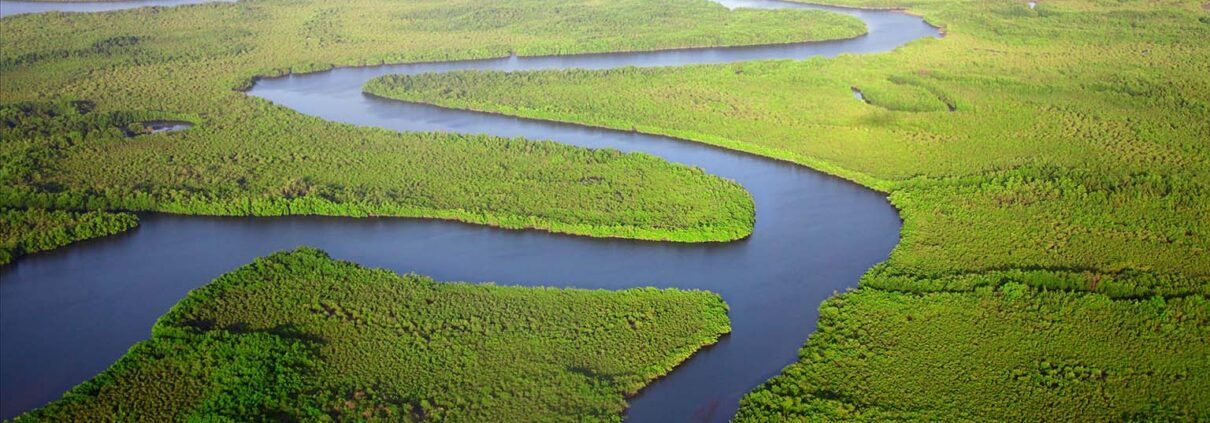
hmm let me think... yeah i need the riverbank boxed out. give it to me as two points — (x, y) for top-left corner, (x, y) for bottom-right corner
(0, 0), (877, 249)
(0, 208), (137, 265)
(367, 0), (1210, 418)
(16, 248), (732, 421)
(0, 1), (896, 420)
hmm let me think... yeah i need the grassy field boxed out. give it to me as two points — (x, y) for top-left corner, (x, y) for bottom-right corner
(364, 0), (1210, 418)
(0, 0), (868, 248)
(15, 248), (731, 421)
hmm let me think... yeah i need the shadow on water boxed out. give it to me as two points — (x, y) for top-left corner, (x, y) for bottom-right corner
(0, 1), (938, 421)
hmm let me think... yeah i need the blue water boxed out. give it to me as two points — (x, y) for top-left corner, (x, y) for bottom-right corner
(0, 1), (938, 420)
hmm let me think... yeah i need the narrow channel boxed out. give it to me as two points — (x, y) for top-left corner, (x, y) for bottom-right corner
(0, 1), (938, 421)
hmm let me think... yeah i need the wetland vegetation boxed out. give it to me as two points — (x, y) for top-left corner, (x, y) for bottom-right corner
(2, 0), (1207, 419)
(0, 0), (869, 246)
(0, 208), (136, 265)
(734, 286), (1210, 421)
(0, 0), (881, 419)
(15, 248), (731, 421)
(367, 0), (1210, 281)
(365, 0), (1210, 418)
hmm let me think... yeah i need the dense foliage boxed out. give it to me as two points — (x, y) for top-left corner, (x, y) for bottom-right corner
(0, 207), (137, 265)
(734, 286), (1210, 421)
(0, 0), (868, 247)
(0, 99), (755, 244)
(368, 2), (1210, 282)
(363, 0), (1210, 418)
(369, 0), (1209, 286)
(6, 0), (1207, 419)
(17, 248), (731, 421)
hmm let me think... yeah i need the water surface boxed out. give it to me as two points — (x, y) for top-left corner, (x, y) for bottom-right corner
(0, 0), (231, 17)
(0, 1), (938, 420)
(138, 120), (193, 133)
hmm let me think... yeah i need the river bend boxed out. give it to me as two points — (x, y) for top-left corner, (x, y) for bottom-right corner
(0, 1), (938, 420)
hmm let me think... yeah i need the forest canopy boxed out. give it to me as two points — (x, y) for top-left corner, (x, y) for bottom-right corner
(15, 248), (731, 421)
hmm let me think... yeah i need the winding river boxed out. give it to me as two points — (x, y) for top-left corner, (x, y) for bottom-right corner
(0, 1), (938, 420)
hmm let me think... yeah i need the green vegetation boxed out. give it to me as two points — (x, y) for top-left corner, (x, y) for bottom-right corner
(0, 99), (754, 244)
(0, 0), (868, 248)
(6, 0), (1207, 419)
(365, 0), (1210, 281)
(17, 248), (731, 421)
(363, 0), (1210, 418)
(0, 208), (137, 265)
(734, 286), (1210, 421)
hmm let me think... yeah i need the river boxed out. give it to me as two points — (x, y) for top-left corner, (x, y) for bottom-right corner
(0, 1), (937, 420)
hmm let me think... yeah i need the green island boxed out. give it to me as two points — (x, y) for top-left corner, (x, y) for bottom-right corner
(0, 0), (868, 245)
(363, 0), (1210, 419)
(15, 248), (731, 421)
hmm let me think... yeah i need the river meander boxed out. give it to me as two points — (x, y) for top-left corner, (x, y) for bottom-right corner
(0, 1), (938, 420)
